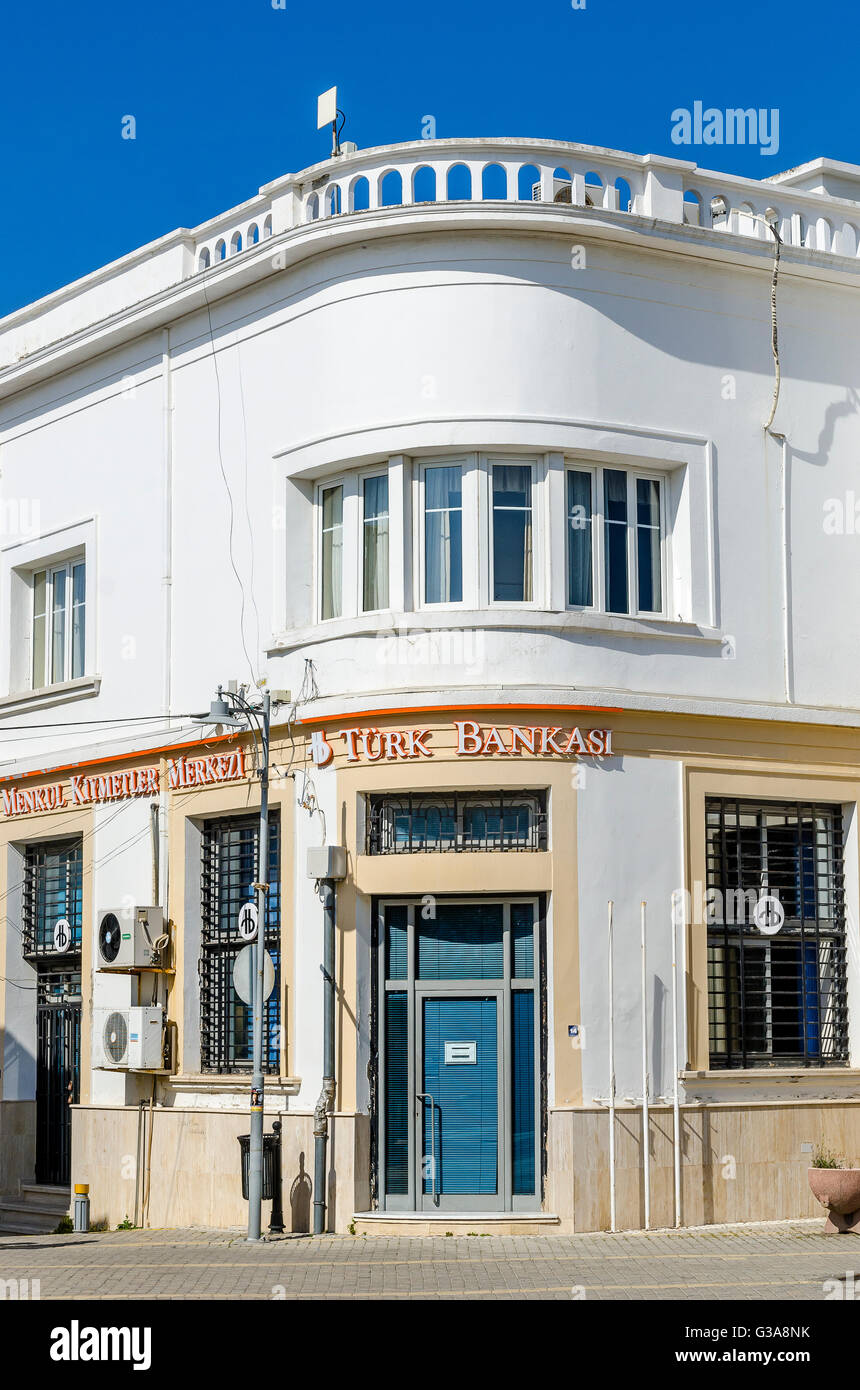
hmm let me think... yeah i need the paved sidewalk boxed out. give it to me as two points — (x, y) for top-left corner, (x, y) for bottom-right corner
(0, 1219), (856, 1300)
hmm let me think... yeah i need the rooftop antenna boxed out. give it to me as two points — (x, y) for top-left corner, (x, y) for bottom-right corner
(317, 85), (346, 157)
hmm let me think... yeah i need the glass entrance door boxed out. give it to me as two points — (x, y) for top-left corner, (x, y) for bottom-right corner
(379, 898), (540, 1213)
(418, 993), (502, 1209)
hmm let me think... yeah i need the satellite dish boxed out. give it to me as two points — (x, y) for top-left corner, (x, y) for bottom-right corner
(233, 945), (276, 1007)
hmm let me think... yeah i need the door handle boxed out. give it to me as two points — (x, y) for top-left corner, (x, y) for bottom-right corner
(416, 1093), (439, 1206)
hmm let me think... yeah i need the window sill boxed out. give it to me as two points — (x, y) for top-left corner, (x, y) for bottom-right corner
(269, 609), (721, 655)
(169, 1073), (302, 1094)
(683, 1067), (860, 1087)
(0, 675), (101, 716)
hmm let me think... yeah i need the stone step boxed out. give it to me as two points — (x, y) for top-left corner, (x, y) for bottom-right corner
(0, 1200), (69, 1234)
(19, 1184), (71, 1211)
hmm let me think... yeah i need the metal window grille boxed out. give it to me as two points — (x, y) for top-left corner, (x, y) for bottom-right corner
(22, 838), (83, 957)
(200, 813), (281, 1074)
(705, 797), (847, 1069)
(366, 791), (548, 854)
(36, 965), (81, 1186)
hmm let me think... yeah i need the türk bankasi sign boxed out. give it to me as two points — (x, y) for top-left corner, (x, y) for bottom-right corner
(310, 721), (612, 767)
(2, 748), (246, 819)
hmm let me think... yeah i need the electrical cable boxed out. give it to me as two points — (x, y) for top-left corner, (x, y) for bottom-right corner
(198, 276), (258, 692)
(235, 340), (263, 678)
(763, 221), (783, 432)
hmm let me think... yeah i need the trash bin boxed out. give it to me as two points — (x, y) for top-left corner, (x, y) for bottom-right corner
(238, 1133), (278, 1201)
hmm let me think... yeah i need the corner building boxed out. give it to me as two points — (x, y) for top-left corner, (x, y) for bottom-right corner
(0, 137), (859, 1234)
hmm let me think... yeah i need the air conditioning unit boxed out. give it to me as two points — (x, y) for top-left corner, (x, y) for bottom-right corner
(96, 907), (164, 970)
(95, 1007), (164, 1071)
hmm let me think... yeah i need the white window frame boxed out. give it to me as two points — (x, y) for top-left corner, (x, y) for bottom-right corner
(316, 477), (347, 623)
(358, 467), (391, 615)
(32, 555), (86, 690)
(565, 462), (668, 618)
(417, 456), (471, 610)
(485, 454), (545, 610)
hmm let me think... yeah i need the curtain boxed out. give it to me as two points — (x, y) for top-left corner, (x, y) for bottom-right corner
(425, 465), (462, 602)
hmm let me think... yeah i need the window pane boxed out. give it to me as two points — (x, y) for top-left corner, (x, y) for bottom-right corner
(512, 989), (535, 1193)
(492, 464), (532, 602)
(363, 475), (389, 611)
(425, 465), (463, 603)
(636, 478), (662, 613)
(51, 568), (67, 683)
(71, 562), (86, 679)
(418, 903), (504, 979)
(32, 570), (47, 689)
(603, 470), (628, 614)
(385, 992), (409, 1194)
(567, 470), (593, 606)
(512, 902), (535, 978)
(385, 904), (408, 979)
(321, 485), (343, 620)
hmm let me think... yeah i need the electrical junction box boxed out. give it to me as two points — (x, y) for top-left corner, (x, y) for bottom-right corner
(307, 845), (347, 881)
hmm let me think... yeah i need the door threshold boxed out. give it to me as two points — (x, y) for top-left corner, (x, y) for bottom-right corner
(353, 1211), (560, 1236)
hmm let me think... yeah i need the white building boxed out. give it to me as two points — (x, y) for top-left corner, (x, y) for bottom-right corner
(0, 137), (859, 1234)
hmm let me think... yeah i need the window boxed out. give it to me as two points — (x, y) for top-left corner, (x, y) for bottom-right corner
(424, 464), (463, 603)
(362, 474), (389, 611)
(492, 464), (532, 602)
(33, 558), (85, 687)
(22, 838), (83, 956)
(367, 791), (547, 854)
(566, 465), (664, 616)
(200, 814), (280, 1074)
(320, 485), (343, 620)
(705, 798), (847, 1069)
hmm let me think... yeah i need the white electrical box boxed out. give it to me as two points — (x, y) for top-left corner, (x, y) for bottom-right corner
(307, 845), (347, 881)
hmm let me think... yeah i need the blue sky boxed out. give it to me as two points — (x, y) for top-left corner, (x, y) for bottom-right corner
(2, 0), (856, 316)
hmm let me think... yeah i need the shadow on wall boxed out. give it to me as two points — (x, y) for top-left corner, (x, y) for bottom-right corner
(289, 1151), (312, 1233)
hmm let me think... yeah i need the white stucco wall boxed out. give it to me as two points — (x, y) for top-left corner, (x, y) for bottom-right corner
(575, 755), (685, 1104)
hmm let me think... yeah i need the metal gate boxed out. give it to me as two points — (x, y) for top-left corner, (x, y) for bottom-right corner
(36, 967), (81, 1186)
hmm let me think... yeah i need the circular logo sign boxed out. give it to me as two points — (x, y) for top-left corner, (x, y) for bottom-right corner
(232, 944), (276, 1006)
(237, 901), (258, 942)
(53, 918), (72, 953)
(753, 894), (784, 935)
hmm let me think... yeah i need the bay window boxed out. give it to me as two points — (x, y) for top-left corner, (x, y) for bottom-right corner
(567, 464), (665, 616)
(312, 454), (673, 625)
(33, 558), (85, 688)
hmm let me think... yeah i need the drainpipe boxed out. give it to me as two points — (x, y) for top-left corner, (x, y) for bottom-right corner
(313, 880), (336, 1235)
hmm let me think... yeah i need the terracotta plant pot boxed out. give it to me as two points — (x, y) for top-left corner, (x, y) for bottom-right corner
(808, 1167), (860, 1234)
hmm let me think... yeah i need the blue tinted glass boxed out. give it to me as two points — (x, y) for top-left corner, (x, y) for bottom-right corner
(385, 992), (409, 1194)
(418, 904), (504, 979)
(512, 990), (536, 1193)
(512, 902), (535, 978)
(386, 905), (408, 979)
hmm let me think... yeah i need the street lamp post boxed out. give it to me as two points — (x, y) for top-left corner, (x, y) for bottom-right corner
(197, 685), (271, 1243)
(247, 688), (270, 1243)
